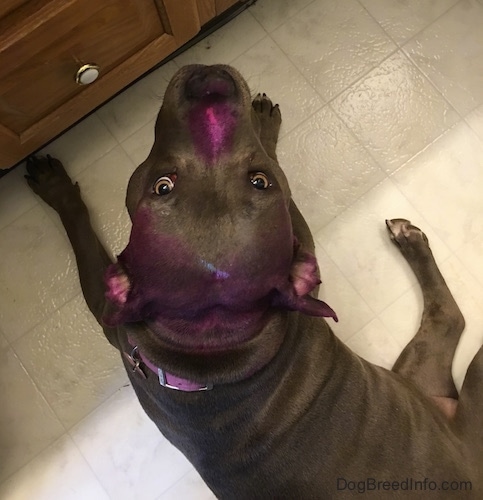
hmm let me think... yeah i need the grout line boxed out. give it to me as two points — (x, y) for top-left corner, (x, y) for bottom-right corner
(0, 192), (41, 234)
(398, 47), (464, 121)
(248, 0), (317, 34)
(66, 384), (135, 499)
(0, 351), (68, 486)
(355, 0), (464, 49)
(388, 122), (458, 178)
(398, 0), (465, 48)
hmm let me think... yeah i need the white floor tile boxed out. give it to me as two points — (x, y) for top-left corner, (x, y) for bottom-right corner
(121, 117), (156, 166)
(331, 50), (459, 174)
(174, 11), (266, 67)
(0, 205), (80, 342)
(465, 103), (483, 144)
(232, 37), (324, 137)
(13, 294), (127, 430)
(379, 284), (423, 349)
(37, 113), (118, 177)
(97, 62), (178, 143)
(392, 122), (483, 252)
(315, 178), (451, 315)
(278, 105), (386, 233)
(249, 0), (313, 33)
(71, 386), (193, 500)
(0, 435), (109, 500)
(0, 167), (39, 231)
(359, 0), (459, 45)
(458, 231), (483, 293)
(345, 317), (402, 369)
(0, 345), (64, 482)
(315, 245), (375, 341)
(0, 330), (7, 349)
(271, 0), (396, 101)
(157, 470), (216, 500)
(404, 0), (483, 116)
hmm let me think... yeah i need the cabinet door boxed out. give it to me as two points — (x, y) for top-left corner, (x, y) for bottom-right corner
(196, 0), (242, 26)
(0, 0), (200, 169)
(197, 0), (216, 26)
(215, 0), (241, 14)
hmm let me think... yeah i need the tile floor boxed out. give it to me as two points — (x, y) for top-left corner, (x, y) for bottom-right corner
(1, 0), (483, 498)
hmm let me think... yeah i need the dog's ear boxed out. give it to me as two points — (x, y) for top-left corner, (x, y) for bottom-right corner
(102, 263), (142, 327)
(273, 245), (338, 321)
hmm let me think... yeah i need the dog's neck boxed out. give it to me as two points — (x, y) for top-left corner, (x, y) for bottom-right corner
(124, 310), (295, 387)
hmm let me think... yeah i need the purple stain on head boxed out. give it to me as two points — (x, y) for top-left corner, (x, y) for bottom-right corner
(188, 103), (238, 163)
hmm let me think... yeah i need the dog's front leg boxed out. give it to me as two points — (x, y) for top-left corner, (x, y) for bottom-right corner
(25, 155), (119, 347)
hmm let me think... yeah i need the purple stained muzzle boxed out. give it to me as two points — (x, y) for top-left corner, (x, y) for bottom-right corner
(185, 67), (240, 165)
(185, 67), (236, 99)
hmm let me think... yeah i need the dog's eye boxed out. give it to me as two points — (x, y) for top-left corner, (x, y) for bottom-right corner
(249, 172), (271, 190)
(153, 174), (177, 196)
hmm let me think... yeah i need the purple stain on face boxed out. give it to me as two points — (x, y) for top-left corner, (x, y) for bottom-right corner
(103, 207), (243, 327)
(205, 108), (223, 152)
(103, 200), (338, 335)
(188, 103), (238, 164)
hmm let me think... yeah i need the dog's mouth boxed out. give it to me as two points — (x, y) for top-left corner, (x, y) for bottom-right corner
(185, 66), (237, 101)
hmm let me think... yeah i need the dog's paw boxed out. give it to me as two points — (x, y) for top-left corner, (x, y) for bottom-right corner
(386, 218), (430, 257)
(252, 93), (281, 153)
(252, 93), (281, 118)
(252, 93), (281, 128)
(25, 155), (81, 212)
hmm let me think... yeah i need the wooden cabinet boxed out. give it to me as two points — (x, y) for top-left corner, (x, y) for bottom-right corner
(0, 0), (241, 169)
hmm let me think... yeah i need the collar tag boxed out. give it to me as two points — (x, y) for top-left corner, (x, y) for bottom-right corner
(123, 347), (147, 379)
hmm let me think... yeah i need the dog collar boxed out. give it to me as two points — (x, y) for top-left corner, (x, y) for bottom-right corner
(124, 339), (213, 392)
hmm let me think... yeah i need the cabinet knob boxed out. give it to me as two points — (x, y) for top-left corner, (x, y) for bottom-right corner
(75, 64), (100, 85)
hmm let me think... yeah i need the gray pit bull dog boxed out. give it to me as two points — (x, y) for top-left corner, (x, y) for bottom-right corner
(26, 65), (482, 498)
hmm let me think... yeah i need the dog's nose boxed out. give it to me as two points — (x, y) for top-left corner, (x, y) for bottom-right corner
(185, 66), (236, 99)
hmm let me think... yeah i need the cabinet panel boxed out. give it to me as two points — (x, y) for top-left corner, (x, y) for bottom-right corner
(215, 0), (240, 15)
(0, 0), (29, 19)
(0, 0), (166, 134)
(196, 0), (216, 26)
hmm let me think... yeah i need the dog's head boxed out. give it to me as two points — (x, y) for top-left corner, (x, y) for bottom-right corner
(103, 65), (335, 376)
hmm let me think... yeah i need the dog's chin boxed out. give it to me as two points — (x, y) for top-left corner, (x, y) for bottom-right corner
(146, 305), (271, 354)
(126, 306), (293, 385)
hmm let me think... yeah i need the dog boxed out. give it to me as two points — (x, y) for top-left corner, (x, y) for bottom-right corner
(25, 65), (482, 498)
